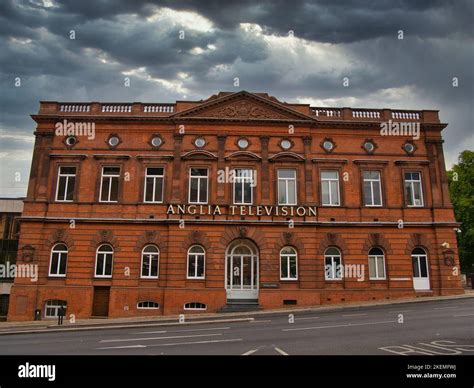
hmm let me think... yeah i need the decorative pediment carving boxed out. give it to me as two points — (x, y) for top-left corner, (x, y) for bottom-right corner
(21, 245), (36, 263)
(173, 91), (314, 121)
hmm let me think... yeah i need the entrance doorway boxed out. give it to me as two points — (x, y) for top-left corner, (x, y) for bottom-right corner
(411, 248), (430, 290)
(225, 240), (259, 300)
(92, 286), (110, 317)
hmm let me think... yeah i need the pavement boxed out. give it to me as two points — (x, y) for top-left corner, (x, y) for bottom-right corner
(0, 293), (473, 355)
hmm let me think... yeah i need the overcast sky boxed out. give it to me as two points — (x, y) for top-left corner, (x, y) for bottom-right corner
(1, 0), (473, 197)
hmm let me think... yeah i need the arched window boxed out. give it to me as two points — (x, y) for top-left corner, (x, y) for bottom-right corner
(49, 243), (68, 276)
(368, 247), (386, 279)
(95, 244), (113, 278)
(141, 245), (159, 278)
(44, 299), (67, 318)
(280, 247), (298, 280)
(137, 301), (160, 309)
(324, 247), (342, 280)
(187, 245), (205, 279)
(184, 302), (207, 310)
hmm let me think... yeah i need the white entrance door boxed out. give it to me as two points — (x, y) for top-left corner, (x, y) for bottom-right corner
(226, 240), (258, 300)
(412, 248), (430, 290)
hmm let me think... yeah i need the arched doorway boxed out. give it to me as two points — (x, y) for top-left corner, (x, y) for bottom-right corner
(225, 239), (259, 300)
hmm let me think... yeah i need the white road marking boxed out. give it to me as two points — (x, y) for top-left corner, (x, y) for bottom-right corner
(97, 338), (242, 350)
(99, 333), (222, 343)
(250, 320), (272, 324)
(296, 316), (320, 321)
(242, 348), (259, 356)
(97, 344), (147, 350)
(135, 327), (230, 334)
(342, 313), (367, 317)
(434, 306), (459, 310)
(283, 320), (396, 332)
(388, 310), (412, 313)
(146, 338), (242, 348)
(274, 347), (289, 356)
(453, 313), (474, 317)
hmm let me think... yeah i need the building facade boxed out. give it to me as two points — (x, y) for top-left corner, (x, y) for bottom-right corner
(0, 198), (23, 319)
(7, 91), (463, 321)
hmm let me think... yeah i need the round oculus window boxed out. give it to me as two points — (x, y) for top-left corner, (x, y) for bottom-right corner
(404, 143), (415, 153)
(151, 136), (162, 147)
(280, 139), (292, 150)
(364, 141), (375, 152)
(194, 137), (205, 148)
(323, 140), (334, 151)
(108, 136), (120, 147)
(65, 136), (77, 146)
(237, 138), (249, 149)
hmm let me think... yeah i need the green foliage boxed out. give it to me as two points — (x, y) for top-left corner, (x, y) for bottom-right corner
(448, 150), (474, 272)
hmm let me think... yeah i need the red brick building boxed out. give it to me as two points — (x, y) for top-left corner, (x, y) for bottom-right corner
(7, 91), (463, 321)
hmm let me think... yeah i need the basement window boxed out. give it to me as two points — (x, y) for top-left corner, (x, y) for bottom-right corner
(137, 301), (160, 309)
(184, 302), (207, 311)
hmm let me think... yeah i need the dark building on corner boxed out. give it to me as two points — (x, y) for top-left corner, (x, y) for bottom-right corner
(7, 91), (462, 321)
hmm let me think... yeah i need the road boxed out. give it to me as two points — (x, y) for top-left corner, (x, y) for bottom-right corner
(0, 298), (473, 355)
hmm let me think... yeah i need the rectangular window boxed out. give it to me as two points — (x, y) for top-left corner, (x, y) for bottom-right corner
(369, 256), (386, 279)
(233, 169), (253, 204)
(404, 172), (424, 207)
(321, 170), (340, 206)
(189, 168), (208, 204)
(277, 169), (297, 205)
(100, 166), (120, 203)
(56, 166), (76, 201)
(144, 167), (164, 203)
(325, 256), (342, 280)
(363, 171), (382, 206)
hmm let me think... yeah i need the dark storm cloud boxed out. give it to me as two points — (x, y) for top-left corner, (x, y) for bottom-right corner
(0, 0), (472, 196)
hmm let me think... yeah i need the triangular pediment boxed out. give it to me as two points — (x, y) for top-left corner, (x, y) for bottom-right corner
(172, 91), (314, 121)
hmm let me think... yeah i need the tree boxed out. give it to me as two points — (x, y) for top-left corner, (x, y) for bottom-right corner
(448, 150), (474, 273)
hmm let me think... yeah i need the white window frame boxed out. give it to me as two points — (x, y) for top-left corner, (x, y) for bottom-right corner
(277, 169), (297, 205)
(187, 245), (205, 279)
(404, 171), (424, 207)
(144, 167), (164, 203)
(233, 168), (254, 205)
(49, 243), (68, 277)
(44, 300), (67, 318)
(188, 168), (209, 204)
(363, 171), (383, 207)
(184, 302), (207, 311)
(137, 301), (160, 309)
(55, 166), (76, 202)
(95, 244), (114, 278)
(321, 170), (340, 206)
(99, 166), (120, 203)
(368, 249), (386, 280)
(141, 245), (159, 279)
(324, 248), (342, 280)
(280, 247), (298, 280)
